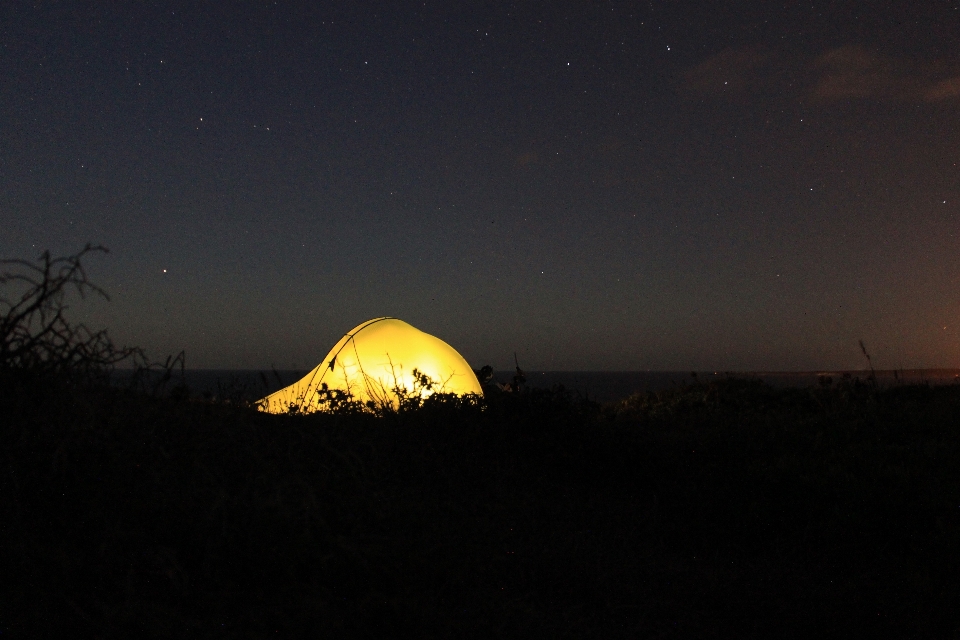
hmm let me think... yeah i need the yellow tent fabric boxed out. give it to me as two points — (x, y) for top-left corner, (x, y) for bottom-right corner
(259, 317), (482, 413)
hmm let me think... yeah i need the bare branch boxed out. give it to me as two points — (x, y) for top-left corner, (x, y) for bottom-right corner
(0, 244), (142, 379)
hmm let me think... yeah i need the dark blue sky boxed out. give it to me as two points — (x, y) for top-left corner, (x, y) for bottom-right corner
(3, 1), (960, 370)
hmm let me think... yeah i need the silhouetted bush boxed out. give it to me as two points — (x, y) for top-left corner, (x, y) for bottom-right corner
(0, 245), (189, 399)
(0, 244), (143, 380)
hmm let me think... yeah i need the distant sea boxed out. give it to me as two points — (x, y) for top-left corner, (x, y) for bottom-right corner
(165, 369), (960, 405)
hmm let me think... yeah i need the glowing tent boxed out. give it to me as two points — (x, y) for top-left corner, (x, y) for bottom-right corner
(259, 317), (483, 413)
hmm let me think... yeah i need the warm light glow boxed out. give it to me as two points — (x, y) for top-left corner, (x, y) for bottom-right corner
(259, 317), (482, 413)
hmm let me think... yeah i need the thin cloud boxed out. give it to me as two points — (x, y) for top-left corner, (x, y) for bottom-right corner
(924, 76), (960, 101)
(684, 45), (960, 104)
(811, 46), (922, 102)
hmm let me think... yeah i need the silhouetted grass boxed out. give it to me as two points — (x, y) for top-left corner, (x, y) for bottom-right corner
(3, 372), (960, 638)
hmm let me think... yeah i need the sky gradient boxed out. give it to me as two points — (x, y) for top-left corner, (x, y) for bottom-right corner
(2, 1), (959, 371)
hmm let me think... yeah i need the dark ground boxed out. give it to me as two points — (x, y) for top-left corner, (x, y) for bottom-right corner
(3, 373), (960, 638)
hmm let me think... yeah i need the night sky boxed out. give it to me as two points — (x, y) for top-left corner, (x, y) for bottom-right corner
(3, 2), (959, 371)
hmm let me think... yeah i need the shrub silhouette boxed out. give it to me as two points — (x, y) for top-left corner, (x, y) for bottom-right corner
(0, 244), (190, 399)
(0, 244), (143, 379)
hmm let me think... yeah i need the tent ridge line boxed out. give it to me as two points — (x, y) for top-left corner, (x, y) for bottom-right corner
(299, 317), (397, 411)
(344, 316), (396, 338)
(325, 317), (397, 375)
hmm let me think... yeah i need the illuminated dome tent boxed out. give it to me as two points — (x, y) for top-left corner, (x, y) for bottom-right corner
(259, 317), (483, 413)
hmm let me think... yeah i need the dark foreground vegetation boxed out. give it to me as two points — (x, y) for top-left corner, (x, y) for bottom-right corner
(3, 248), (960, 638)
(4, 373), (960, 638)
